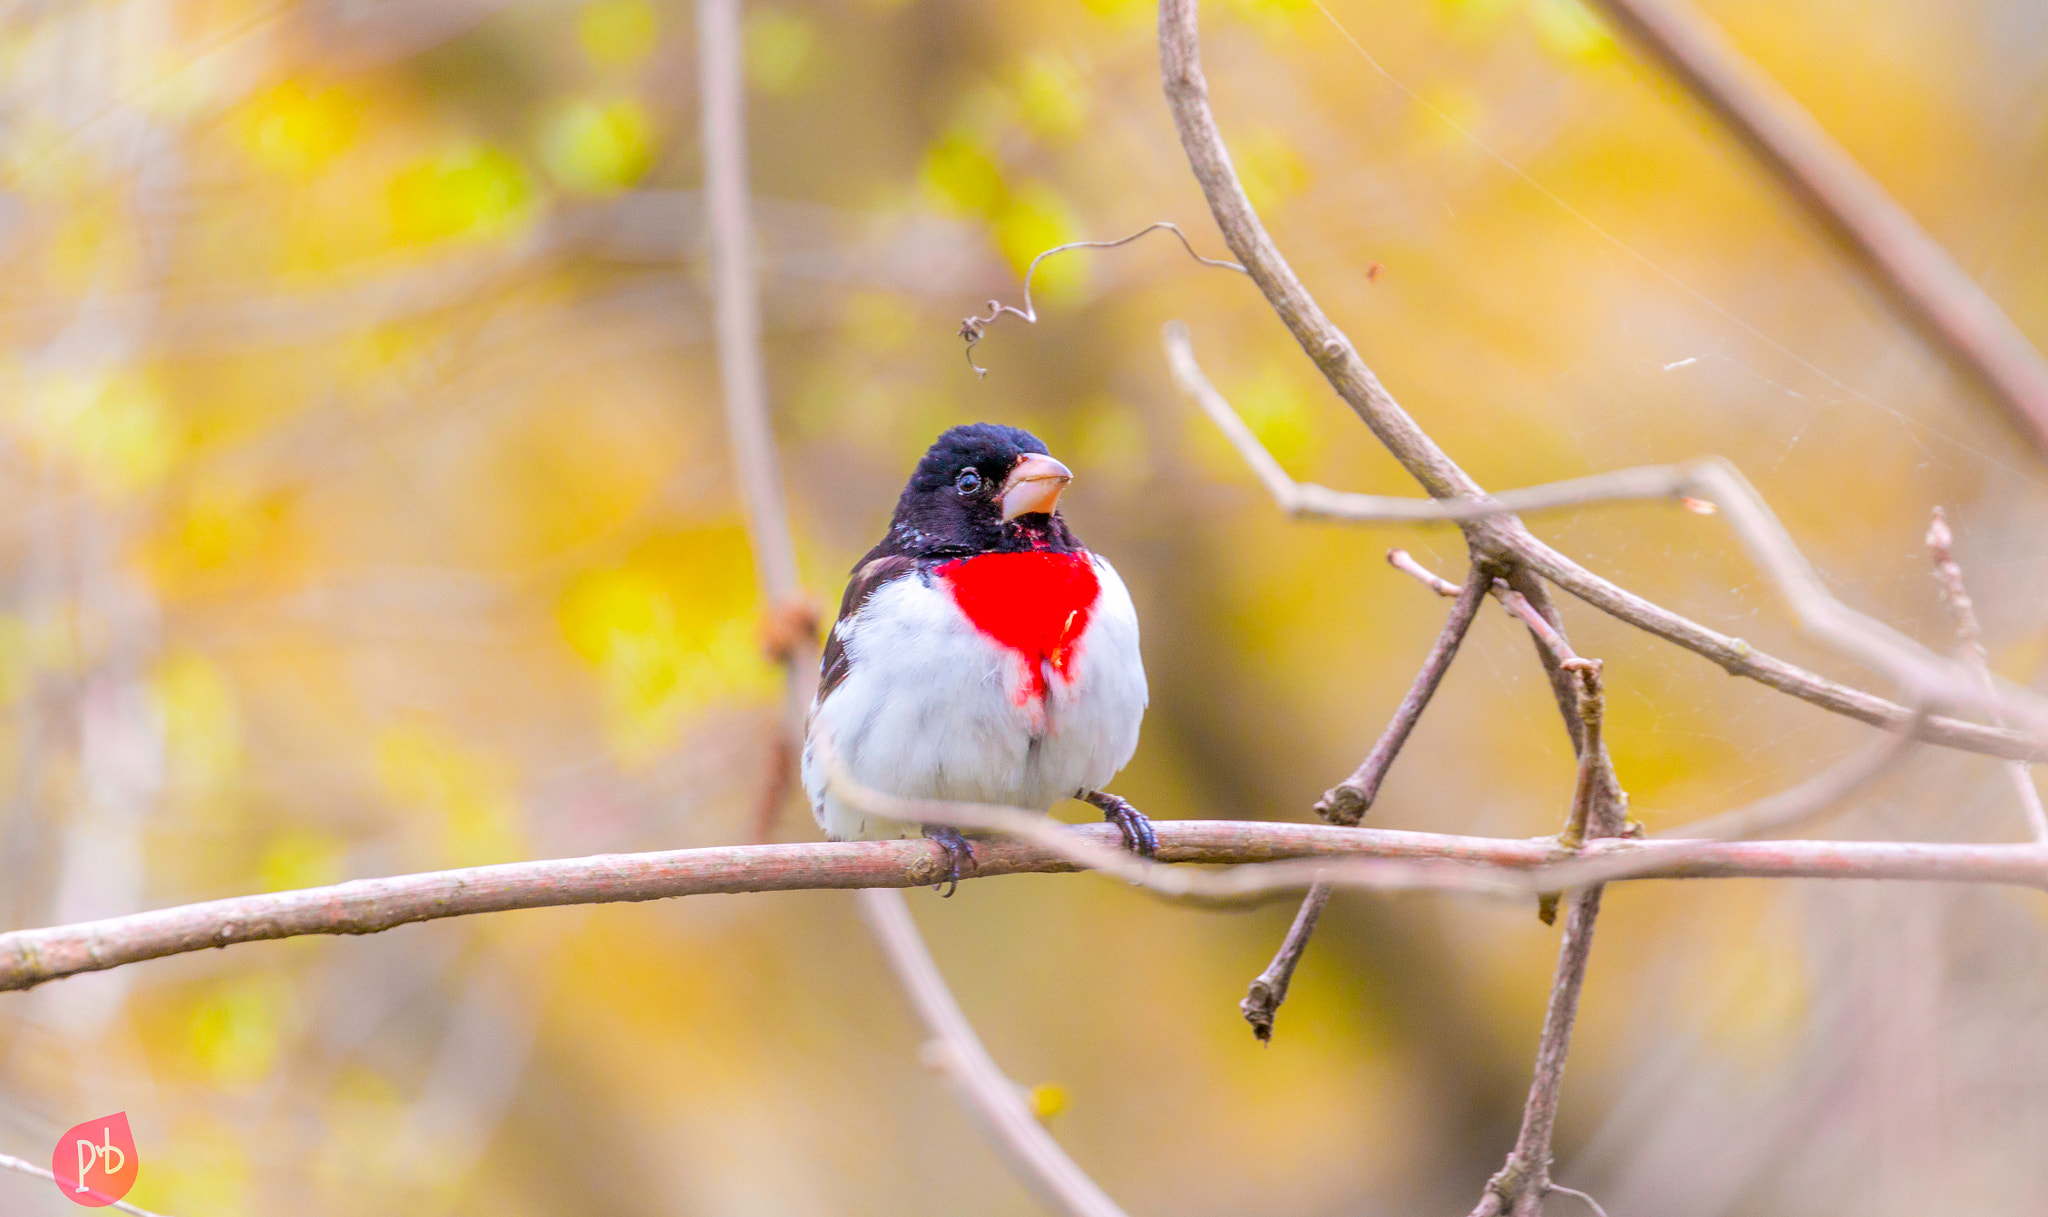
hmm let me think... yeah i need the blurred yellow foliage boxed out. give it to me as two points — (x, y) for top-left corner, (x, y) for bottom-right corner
(236, 79), (362, 177)
(918, 132), (1006, 219)
(1693, 893), (1809, 1061)
(1013, 52), (1089, 142)
(1529, 0), (1616, 61)
(153, 651), (243, 797)
(1218, 360), (1321, 470)
(1236, 129), (1311, 213)
(559, 531), (775, 762)
(995, 181), (1085, 299)
(578, 0), (660, 69)
(539, 96), (655, 194)
(11, 365), (178, 499)
(187, 973), (295, 1092)
(0, 615), (30, 708)
(124, 1113), (253, 1217)
(745, 8), (819, 95)
(387, 145), (535, 246)
(375, 723), (528, 866)
(258, 830), (347, 892)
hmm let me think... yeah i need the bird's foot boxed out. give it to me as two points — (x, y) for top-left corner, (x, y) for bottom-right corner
(1084, 791), (1157, 858)
(921, 825), (977, 897)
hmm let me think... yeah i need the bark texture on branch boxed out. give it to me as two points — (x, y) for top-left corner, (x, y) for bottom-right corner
(7, 823), (2047, 993)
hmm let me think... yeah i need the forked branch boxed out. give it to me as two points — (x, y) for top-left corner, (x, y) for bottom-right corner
(1164, 323), (2048, 753)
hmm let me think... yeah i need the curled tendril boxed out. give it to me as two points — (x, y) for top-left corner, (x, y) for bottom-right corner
(960, 221), (1246, 377)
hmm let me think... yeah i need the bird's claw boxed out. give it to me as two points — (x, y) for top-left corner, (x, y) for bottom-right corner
(922, 825), (977, 896)
(1085, 791), (1157, 859)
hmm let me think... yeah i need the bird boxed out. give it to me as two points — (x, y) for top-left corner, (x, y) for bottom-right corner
(800, 423), (1154, 893)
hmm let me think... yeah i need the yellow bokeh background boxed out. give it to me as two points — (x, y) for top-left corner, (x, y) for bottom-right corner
(2, 0), (2046, 1214)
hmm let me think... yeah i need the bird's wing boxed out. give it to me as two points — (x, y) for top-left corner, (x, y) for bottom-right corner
(817, 553), (918, 704)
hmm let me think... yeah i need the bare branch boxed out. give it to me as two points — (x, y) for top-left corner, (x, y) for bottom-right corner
(1927, 508), (2048, 841)
(699, 0), (818, 849)
(1388, 548), (1463, 597)
(1245, 567), (1490, 1042)
(0, 1151), (170, 1217)
(960, 222), (1243, 376)
(1318, 571), (1491, 825)
(860, 889), (1129, 1217)
(1472, 883), (1606, 1217)
(5, 822), (2047, 993)
(1164, 323), (2048, 760)
(1581, 0), (2048, 457)
(699, 0), (800, 607)
(1494, 582), (1581, 670)
(1238, 885), (1330, 1043)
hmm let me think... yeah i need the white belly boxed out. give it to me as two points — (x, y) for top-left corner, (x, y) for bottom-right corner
(801, 555), (1147, 841)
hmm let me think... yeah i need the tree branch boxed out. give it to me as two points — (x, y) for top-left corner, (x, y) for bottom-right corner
(1926, 508), (2048, 841)
(703, 14), (1111, 1208)
(1164, 324), (2048, 758)
(1580, 0), (2048, 457)
(12, 824), (2048, 994)
(1242, 566), (1491, 1042)
(699, 0), (819, 846)
(859, 888), (1129, 1217)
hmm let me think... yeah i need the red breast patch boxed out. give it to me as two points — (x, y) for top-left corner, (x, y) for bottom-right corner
(938, 552), (1100, 704)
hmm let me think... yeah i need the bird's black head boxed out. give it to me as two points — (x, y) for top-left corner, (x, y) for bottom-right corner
(885, 423), (1080, 557)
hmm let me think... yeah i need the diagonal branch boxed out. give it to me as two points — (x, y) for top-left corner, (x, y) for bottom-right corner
(1581, 0), (2048, 457)
(859, 888), (1128, 1217)
(1164, 324), (2048, 759)
(1241, 565), (1491, 1042)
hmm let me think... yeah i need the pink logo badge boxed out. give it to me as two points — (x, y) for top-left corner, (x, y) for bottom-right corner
(50, 1112), (139, 1207)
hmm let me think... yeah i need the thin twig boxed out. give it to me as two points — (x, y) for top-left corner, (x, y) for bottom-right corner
(1472, 883), (1606, 1217)
(1388, 548), (1462, 596)
(698, 0), (798, 606)
(0, 1151), (170, 1217)
(859, 888), (1128, 1217)
(1494, 582), (1579, 669)
(1547, 1181), (1613, 1217)
(1581, 0), (2048, 457)
(1319, 571), (1492, 825)
(700, 16), (1091, 1210)
(1477, 624), (1620, 1215)
(960, 221), (1243, 375)
(1238, 885), (1330, 1044)
(1243, 567), (1491, 1042)
(699, 0), (817, 847)
(1926, 508), (2048, 841)
(8, 820), (2048, 993)
(1163, 323), (2048, 757)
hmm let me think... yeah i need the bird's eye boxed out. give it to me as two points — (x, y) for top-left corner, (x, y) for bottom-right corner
(954, 469), (983, 494)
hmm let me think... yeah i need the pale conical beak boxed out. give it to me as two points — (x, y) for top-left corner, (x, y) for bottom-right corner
(1000, 453), (1073, 521)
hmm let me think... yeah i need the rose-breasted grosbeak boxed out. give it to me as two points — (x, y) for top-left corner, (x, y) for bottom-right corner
(800, 424), (1154, 891)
